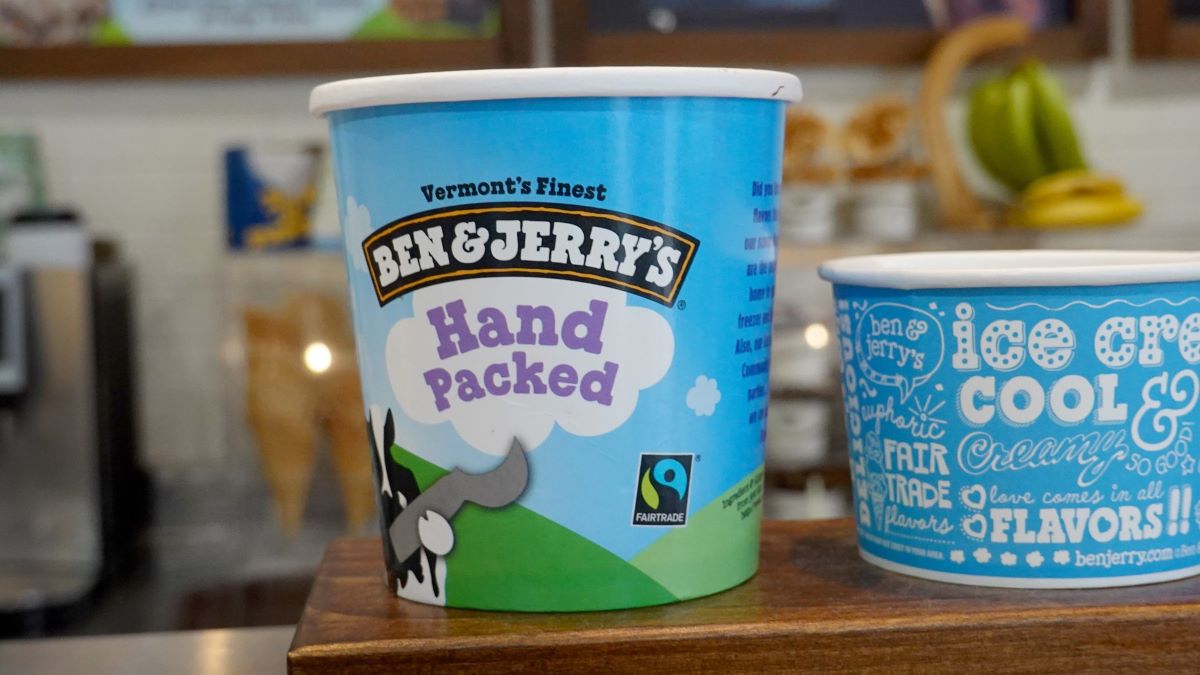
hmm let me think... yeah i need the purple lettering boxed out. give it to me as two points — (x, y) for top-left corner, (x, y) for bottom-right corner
(455, 369), (485, 402)
(562, 300), (607, 354)
(580, 361), (618, 406)
(548, 364), (578, 396)
(477, 307), (515, 348)
(483, 363), (511, 395)
(512, 351), (547, 394)
(427, 299), (479, 359)
(515, 305), (559, 346)
(423, 368), (453, 411)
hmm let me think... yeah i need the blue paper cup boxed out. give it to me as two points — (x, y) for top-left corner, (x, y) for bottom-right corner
(821, 251), (1200, 588)
(311, 68), (799, 610)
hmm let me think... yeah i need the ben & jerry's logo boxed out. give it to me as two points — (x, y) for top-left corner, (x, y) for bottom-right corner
(362, 203), (699, 307)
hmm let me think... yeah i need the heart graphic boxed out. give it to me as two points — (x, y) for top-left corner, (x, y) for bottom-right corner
(960, 484), (986, 511)
(961, 513), (987, 540)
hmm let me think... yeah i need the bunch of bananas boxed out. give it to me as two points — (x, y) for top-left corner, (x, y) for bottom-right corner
(968, 60), (1141, 228)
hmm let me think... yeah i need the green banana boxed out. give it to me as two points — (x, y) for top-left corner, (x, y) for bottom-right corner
(966, 60), (1090, 193)
(968, 76), (1027, 192)
(1018, 60), (1087, 173)
(965, 59), (1131, 227)
(999, 72), (1049, 190)
(966, 72), (1049, 192)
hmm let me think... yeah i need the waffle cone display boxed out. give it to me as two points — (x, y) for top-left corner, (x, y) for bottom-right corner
(241, 291), (378, 536)
(249, 416), (317, 537)
(244, 308), (318, 538)
(323, 371), (376, 534)
(282, 291), (374, 532)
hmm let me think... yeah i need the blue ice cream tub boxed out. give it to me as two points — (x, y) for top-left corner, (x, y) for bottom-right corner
(820, 250), (1200, 588)
(311, 67), (800, 610)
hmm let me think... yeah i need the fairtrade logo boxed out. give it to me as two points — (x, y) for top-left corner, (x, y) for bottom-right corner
(632, 454), (692, 526)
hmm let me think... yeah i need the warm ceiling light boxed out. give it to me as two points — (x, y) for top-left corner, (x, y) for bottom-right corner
(303, 341), (333, 374)
(803, 323), (830, 350)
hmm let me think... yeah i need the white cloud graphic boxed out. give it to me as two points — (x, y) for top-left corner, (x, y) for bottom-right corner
(686, 375), (721, 416)
(1026, 551), (1044, 568)
(343, 196), (372, 272)
(387, 278), (674, 455)
(1053, 550), (1071, 565)
(973, 547), (991, 564)
(949, 550), (965, 564)
(1000, 552), (1018, 566)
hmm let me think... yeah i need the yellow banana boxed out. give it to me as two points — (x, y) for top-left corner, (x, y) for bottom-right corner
(1013, 192), (1143, 229)
(1023, 169), (1124, 206)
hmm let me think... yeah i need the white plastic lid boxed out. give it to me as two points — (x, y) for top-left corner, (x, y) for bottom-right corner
(310, 67), (801, 117)
(819, 250), (1200, 290)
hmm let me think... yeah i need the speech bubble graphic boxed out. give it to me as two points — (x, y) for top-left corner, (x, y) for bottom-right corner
(853, 303), (945, 403)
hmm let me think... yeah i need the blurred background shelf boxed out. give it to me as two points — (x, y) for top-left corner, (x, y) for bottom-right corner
(0, 40), (514, 79)
(0, 0), (1114, 79)
(1134, 0), (1200, 60)
(0, 0), (532, 79)
(553, 0), (1108, 66)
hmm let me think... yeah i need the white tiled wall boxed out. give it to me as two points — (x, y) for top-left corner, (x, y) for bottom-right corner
(2, 5), (1199, 471)
(0, 78), (328, 470)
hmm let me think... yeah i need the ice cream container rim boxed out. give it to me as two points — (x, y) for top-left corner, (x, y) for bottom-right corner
(819, 249), (1200, 290)
(310, 66), (802, 117)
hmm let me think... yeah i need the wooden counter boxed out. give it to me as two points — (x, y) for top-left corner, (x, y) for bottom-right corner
(289, 519), (1200, 673)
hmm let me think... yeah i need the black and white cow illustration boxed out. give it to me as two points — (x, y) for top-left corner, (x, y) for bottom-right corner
(367, 405), (530, 606)
(367, 406), (452, 604)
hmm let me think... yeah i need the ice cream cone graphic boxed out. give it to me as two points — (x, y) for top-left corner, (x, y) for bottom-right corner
(868, 472), (887, 529)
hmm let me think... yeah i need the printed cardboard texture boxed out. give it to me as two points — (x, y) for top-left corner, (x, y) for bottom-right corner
(327, 96), (785, 610)
(833, 282), (1200, 586)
